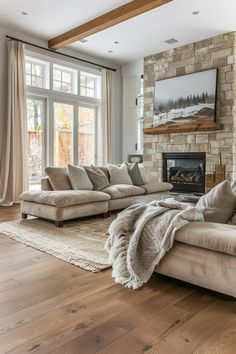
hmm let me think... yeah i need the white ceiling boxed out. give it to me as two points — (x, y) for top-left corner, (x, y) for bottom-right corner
(0, 0), (236, 64)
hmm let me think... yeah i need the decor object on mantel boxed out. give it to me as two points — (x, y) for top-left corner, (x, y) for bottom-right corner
(153, 69), (218, 128)
(144, 121), (223, 135)
(205, 154), (226, 191)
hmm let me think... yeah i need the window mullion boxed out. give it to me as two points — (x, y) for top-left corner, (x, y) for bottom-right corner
(74, 104), (78, 165)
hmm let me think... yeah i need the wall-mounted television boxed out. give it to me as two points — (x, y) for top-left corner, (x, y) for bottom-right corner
(153, 69), (218, 127)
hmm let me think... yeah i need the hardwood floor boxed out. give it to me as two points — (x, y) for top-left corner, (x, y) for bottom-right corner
(0, 205), (236, 354)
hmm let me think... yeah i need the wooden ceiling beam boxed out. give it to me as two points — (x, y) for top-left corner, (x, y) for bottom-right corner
(48, 0), (172, 50)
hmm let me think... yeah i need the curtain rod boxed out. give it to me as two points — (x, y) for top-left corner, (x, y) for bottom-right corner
(5, 35), (117, 72)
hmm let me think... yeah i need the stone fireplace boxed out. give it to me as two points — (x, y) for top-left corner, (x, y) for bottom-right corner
(143, 32), (236, 188)
(163, 152), (205, 193)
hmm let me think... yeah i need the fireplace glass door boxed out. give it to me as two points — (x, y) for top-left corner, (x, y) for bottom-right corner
(163, 153), (205, 193)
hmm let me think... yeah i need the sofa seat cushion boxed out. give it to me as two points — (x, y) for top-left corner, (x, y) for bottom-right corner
(175, 221), (236, 256)
(20, 190), (110, 208)
(102, 184), (145, 199)
(141, 181), (173, 194)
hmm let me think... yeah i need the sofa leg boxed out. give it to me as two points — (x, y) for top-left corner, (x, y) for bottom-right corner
(102, 211), (111, 218)
(22, 213), (27, 220)
(55, 221), (64, 227)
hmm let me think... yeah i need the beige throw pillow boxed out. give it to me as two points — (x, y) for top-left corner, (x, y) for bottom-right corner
(67, 164), (93, 190)
(138, 164), (149, 184)
(196, 180), (236, 223)
(108, 163), (133, 185)
(45, 167), (72, 190)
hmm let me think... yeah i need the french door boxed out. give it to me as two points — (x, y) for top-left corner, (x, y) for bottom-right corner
(26, 97), (46, 190)
(27, 98), (97, 189)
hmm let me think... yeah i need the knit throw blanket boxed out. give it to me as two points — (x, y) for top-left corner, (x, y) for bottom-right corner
(105, 198), (203, 289)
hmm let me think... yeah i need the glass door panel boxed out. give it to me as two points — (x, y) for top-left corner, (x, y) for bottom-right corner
(26, 98), (44, 190)
(78, 106), (95, 165)
(53, 102), (73, 166)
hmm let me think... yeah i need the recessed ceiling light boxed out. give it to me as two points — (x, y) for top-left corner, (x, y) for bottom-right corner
(79, 38), (88, 43)
(164, 38), (178, 45)
(21, 11), (28, 15)
(192, 10), (200, 15)
(114, 41), (119, 44)
(108, 50), (113, 53)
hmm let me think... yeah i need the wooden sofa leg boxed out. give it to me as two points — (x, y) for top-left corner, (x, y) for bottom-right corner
(22, 213), (27, 219)
(102, 211), (111, 218)
(55, 221), (64, 227)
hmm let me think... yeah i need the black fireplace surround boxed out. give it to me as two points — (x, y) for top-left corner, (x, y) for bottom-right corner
(163, 152), (206, 193)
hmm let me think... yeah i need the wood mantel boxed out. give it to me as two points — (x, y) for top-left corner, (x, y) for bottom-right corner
(143, 122), (223, 135)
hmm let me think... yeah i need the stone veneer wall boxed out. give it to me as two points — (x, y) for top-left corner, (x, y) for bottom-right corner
(143, 32), (236, 183)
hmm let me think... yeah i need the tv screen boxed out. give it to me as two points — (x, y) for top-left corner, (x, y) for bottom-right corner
(153, 69), (218, 127)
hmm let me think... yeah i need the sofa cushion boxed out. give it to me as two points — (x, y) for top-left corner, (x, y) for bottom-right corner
(175, 221), (236, 257)
(139, 164), (149, 184)
(20, 190), (110, 207)
(196, 180), (236, 223)
(45, 167), (72, 190)
(141, 181), (173, 194)
(68, 164), (93, 190)
(108, 163), (133, 185)
(126, 162), (144, 186)
(102, 184), (145, 199)
(84, 166), (110, 191)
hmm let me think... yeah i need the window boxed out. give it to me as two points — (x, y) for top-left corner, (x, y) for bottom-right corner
(26, 57), (49, 89)
(80, 71), (101, 98)
(53, 64), (77, 94)
(25, 54), (101, 188)
(27, 98), (45, 189)
(53, 102), (73, 167)
(78, 107), (95, 165)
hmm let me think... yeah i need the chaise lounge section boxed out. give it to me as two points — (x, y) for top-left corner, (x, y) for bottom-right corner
(20, 164), (173, 226)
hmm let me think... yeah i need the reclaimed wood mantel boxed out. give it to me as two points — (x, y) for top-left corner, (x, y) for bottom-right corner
(143, 122), (223, 135)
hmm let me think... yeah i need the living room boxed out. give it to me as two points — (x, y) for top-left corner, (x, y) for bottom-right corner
(0, 0), (236, 353)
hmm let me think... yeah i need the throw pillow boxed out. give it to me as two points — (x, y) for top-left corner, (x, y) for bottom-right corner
(108, 163), (133, 185)
(138, 164), (149, 184)
(126, 162), (144, 186)
(67, 164), (93, 190)
(196, 180), (236, 223)
(45, 167), (72, 190)
(84, 166), (110, 191)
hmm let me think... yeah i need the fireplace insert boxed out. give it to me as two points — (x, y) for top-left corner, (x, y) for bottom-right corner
(163, 152), (206, 193)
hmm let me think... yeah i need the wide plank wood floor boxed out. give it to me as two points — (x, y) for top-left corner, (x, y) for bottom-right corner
(0, 205), (236, 354)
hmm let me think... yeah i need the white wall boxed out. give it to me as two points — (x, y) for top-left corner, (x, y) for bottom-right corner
(0, 25), (123, 164)
(122, 59), (144, 160)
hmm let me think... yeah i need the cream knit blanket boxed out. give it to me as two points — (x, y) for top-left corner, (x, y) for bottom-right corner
(105, 198), (203, 289)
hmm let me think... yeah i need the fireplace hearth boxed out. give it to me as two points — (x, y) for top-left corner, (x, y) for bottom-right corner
(163, 152), (206, 193)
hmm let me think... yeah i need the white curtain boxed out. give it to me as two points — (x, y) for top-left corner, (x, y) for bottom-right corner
(0, 41), (28, 206)
(99, 68), (115, 165)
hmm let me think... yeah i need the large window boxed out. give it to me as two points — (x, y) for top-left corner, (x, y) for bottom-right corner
(25, 54), (101, 189)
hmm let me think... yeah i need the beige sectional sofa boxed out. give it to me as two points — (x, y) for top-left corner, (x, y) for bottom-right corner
(21, 165), (173, 227)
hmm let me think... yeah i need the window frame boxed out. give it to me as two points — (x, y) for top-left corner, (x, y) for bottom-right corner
(25, 50), (101, 177)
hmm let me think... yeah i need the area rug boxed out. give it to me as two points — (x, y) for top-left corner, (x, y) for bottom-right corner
(0, 216), (115, 272)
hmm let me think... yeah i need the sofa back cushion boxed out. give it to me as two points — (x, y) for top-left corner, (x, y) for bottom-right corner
(196, 180), (236, 223)
(45, 167), (72, 190)
(68, 164), (93, 190)
(84, 166), (110, 191)
(108, 163), (133, 185)
(138, 164), (149, 184)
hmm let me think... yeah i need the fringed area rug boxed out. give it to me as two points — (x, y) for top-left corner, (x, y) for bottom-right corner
(0, 216), (114, 272)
